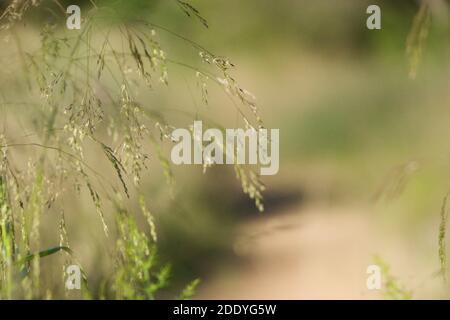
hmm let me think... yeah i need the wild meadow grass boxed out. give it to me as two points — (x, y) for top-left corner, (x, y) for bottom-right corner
(0, 0), (447, 300)
(0, 0), (265, 299)
(439, 194), (448, 284)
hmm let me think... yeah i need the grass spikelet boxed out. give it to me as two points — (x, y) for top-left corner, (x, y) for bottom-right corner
(139, 195), (157, 243)
(84, 173), (109, 237)
(101, 143), (129, 198)
(234, 165), (265, 212)
(439, 194), (449, 283)
(178, 278), (201, 300)
(0, 0), (264, 298)
(176, 0), (209, 28)
(112, 203), (168, 299)
(406, 2), (431, 80)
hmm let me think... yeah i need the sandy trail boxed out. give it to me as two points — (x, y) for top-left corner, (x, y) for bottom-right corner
(198, 204), (442, 299)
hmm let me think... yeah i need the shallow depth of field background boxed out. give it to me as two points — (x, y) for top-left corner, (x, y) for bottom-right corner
(2, 0), (450, 299)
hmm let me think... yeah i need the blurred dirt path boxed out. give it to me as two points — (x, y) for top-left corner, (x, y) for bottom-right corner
(198, 204), (440, 299)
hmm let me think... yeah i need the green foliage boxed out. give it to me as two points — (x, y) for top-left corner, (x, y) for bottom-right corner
(178, 278), (200, 300)
(112, 205), (168, 300)
(374, 256), (413, 300)
(0, 0), (255, 299)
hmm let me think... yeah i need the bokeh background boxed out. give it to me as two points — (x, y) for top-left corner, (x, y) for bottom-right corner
(1, 0), (450, 299)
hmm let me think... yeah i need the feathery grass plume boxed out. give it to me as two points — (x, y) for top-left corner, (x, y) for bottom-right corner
(139, 195), (157, 243)
(374, 255), (413, 300)
(0, 174), (14, 299)
(406, 2), (431, 80)
(176, 0), (209, 28)
(101, 143), (129, 198)
(178, 278), (200, 300)
(235, 165), (265, 212)
(0, 0), (42, 31)
(0, 139), (84, 298)
(0, 136), (18, 299)
(1, 0), (266, 297)
(112, 199), (169, 300)
(24, 169), (45, 298)
(439, 194), (449, 283)
(152, 137), (175, 195)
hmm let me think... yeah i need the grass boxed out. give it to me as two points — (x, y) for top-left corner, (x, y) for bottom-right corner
(0, 0), (265, 299)
(439, 194), (449, 284)
(0, 0), (447, 300)
(373, 255), (413, 300)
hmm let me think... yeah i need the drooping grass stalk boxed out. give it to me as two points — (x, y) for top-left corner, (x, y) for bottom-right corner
(406, 2), (431, 80)
(439, 194), (449, 284)
(0, 0), (264, 298)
